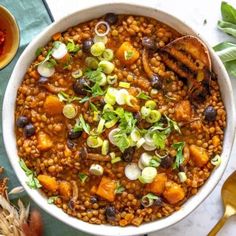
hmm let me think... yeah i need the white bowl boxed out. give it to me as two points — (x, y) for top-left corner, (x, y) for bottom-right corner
(2, 2), (236, 236)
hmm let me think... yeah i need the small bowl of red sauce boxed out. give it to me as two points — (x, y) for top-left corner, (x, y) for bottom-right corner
(0, 5), (20, 70)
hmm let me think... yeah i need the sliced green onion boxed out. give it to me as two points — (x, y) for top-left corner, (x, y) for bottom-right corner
(211, 154), (221, 167)
(140, 153), (152, 167)
(94, 21), (110, 37)
(125, 163), (141, 180)
(105, 119), (118, 128)
(116, 89), (129, 105)
(178, 172), (187, 182)
(142, 143), (156, 151)
(62, 104), (78, 119)
(97, 118), (105, 134)
(140, 167), (157, 183)
(103, 104), (114, 112)
(102, 140), (109, 155)
(107, 75), (117, 85)
(99, 49), (114, 61)
(52, 42), (68, 60)
(72, 69), (83, 79)
(37, 62), (55, 77)
(85, 57), (99, 69)
(150, 89), (158, 96)
(130, 129), (141, 142)
(93, 111), (100, 121)
(93, 35), (108, 44)
(125, 95), (136, 107)
(110, 152), (116, 159)
(104, 92), (116, 105)
(138, 159), (145, 170)
(145, 100), (157, 109)
(141, 106), (151, 117)
(111, 156), (121, 164)
(91, 42), (105, 56)
(119, 82), (130, 89)
(146, 110), (161, 123)
(98, 60), (115, 74)
(89, 164), (104, 176)
(87, 136), (103, 148)
(108, 128), (120, 145)
(141, 193), (159, 207)
(98, 72), (107, 86)
(149, 156), (161, 168)
(136, 137), (145, 148)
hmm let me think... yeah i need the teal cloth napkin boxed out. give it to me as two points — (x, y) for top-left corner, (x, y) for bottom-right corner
(0, 0), (91, 235)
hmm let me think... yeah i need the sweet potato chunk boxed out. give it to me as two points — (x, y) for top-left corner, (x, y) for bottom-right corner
(96, 176), (116, 202)
(44, 95), (63, 115)
(174, 100), (191, 122)
(163, 181), (185, 204)
(37, 132), (53, 151)
(189, 144), (209, 167)
(37, 175), (58, 192)
(59, 181), (71, 199)
(116, 42), (139, 65)
(146, 173), (167, 195)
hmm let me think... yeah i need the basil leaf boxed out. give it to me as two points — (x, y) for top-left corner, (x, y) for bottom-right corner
(218, 20), (236, 38)
(214, 41), (236, 63)
(221, 1), (236, 24)
(224, 60), (236, 77)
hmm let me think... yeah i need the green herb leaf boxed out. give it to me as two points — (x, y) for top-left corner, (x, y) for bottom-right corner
(172, 142), (185, 168)
(165, 115), (181, 134)
(57, 91), (80, 103)
(218, 20), (236, 38)
(67, 39), (80, 53)
(113, 132), (130, 152)
(35, 47), (43, 57)
(221, 1), (236, 24)
(224, 59), (236, 77)
(73, 115), (91, 134)
(79, 96), (90, 103)
(115, 182), (125, 194)
(19, 159), (32, 176)
(79, 173), (88, 183)
(48, 196), (58, 204)
(124, 50), (134, 60)
(137, 92), (151, 100)
(152, 132), (166, 149)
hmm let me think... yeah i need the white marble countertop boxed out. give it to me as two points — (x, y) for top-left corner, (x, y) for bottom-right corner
(46, 0), (236, 235)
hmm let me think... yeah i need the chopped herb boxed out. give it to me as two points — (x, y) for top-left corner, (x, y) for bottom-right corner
(73, 115), (91, 134)
(48, 196), (58, 204)
(79, 96), (90, 103)
(115, 182), (125, 194)
(35, 47), (43, 57)
(113, 132), (130, 152)
(172, 142), (185, 168)
(19, 159), (42, 189)
(89, 83), (106, 97)
(124, 50), (134, 60)
(57, 91), (80, 103)
(79, 173), (88, 183)
(137, 92), (151, 100)
(66, 39), (80, 53)
(89, 102), (98, 111)
(152, 132), (166, 149)
(165, 115), (181, 134)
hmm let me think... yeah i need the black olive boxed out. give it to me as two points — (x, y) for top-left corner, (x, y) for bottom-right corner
(73, 77), (90, 95)
(105, 206), (116, 221)
(82, 39), (94, 53)
(90, 196), (98, 204)
(151, 75), (162, 90)
(67, 139), (75, 149)
(121, 147), (135, 162)
(68, 129), (82, 139)
(160, 155), (173, 169)
(79, 146), (88, 159)
(104, 13), (118, 25)
(153, 197), (163, 206)
(38, 76), (48, 84)
(23, 123), (35, 138)
(142, 37), (157, 50)
(68, 199), (75, 210)
(204, 105), (217, 122)
(16, 116), (29, 128)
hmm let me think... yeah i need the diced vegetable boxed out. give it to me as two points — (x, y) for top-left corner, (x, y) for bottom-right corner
(37, 62), (55, 77)
(52, 32), (61, 41)
(116, 42), (140, 65)
(59, 181), (71, 199)
(37, 132), (53, 151)
(174, 100), (192, 121)
(89, 164), (104, 176)
(44, 95), (63, 115)
(178, 172), (187, 182)
(37, 175), (59, 192)
(91, 42), (105, 56)
(146, 173), (167, 195)
(87, 136), (103, 148)
(98, 60), (115, 74)
(102, 140), (109, 155)
(111, 156), (121, 164)
(163, 181), (185, 204)
(189, 144), (209, 167)
(63, 104), (78, 119)
(125, 163), (141, 180)
(96, 176), (116, 202)
(139, 167), (157, 184)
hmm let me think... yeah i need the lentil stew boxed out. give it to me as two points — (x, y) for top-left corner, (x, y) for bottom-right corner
(15, 14), (226, 226)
